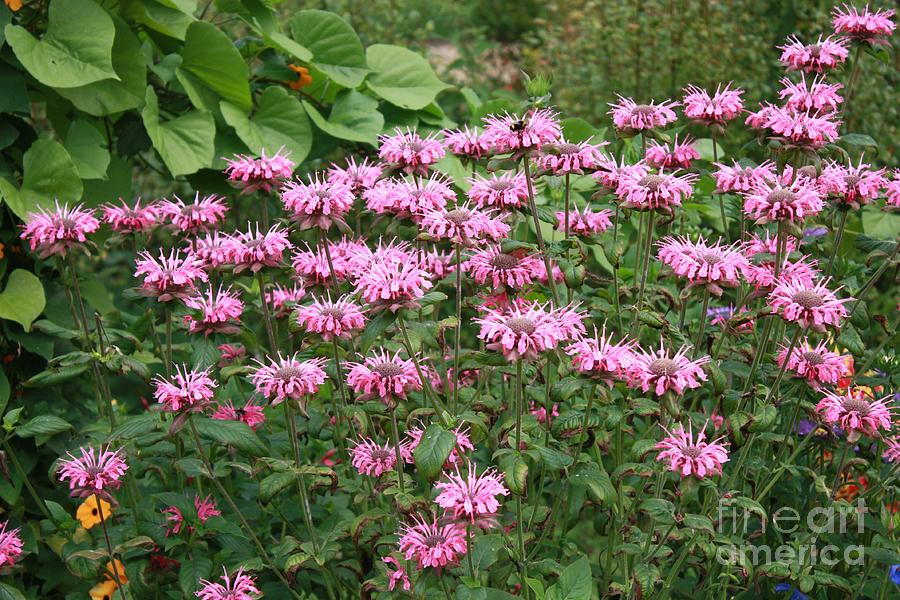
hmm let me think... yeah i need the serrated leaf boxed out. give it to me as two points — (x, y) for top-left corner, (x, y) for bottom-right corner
(412, 424), (455, 480)
(259, 471), (294, 502)
(194, 417), (266, 455)
(15, 415), (72, 438)
(568, 461), (614, 504)
(546, 556), (591, 600)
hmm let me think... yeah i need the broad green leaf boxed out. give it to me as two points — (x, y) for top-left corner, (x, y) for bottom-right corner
(0, 270), (46, 331)
(0, 370), (8, 416)
(107, 413), (160, 441)
(560, 117), (602, 143)
(120, 0), (195, 40)
(194, 416), (266, 455)
(290, 10), (368, 88)
(223, 0), (312, 61)
(56, 15), (147, 116)
(65, 121), (110, 179)
(179, 555), (213, 596)
(861, 205), (900, 240)
(0, 138), (83, 218)
(302, 90), (383, 146)
(5, 0), (117, 88)
(546, 556), (591, 600)
(141, 87), (215, 176)
(365, 44), (451, 110)
(0, 583), (26, 600)
(176, 21), (251, 113)
(220, 86), (312, 164)
(568, 460), (615, 504)
(15, 415), (73, 438)
(0, 63), (28, 114)
(259, 471), (294, 502)
(412, 424), (455, 480)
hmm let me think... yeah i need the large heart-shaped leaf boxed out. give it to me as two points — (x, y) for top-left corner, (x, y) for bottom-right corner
(141, 87), (215, 177)
(221, 0), (312, 61)
(302, 90), (383, 146)
(365, 44), (450, 110)
(0, 139), (83, 219)
(5, 0), (117, 88)
(221, 86), (312, 163)
(0, 270), (46, 332)
(290, 10), (368, 88)
(65, 121), (110, 180)
(120, 0), (195, 40)
(176, 21), (251, 113)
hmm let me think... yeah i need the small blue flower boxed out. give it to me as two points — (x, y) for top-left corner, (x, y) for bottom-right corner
(774, 583), (792, 593)
(890, 564), (900, 585)
(803, 226), (828, 238)
(774, 584), (809, 600)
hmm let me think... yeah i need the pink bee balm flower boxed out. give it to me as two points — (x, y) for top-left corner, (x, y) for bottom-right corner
(467, 172), (529, 210)
(608, 96), (679, 132)
(102, 198), (159, 233)
(217, 343), (245, 367)
(327, 157), (383, 194)
(291, 243), (347, 287)
(539, 138), (607, 174)
(265, 283), (306, 318)
(418, 248), (457, 280)
(566, 325), (637, 385)
(655, 422), (729, 478)
(295, 294), (366, 340)
(184, 285), (243, 336)
(196, 567), (261, 600)
(592, 154), (629, 190)
(194, 495), (221, 522)
(434, 462), (509, 524)
(757, 106), (841, 148)
(821, 159), (888, 209)
(779, 35), (850, 73)
(778, 75), (843, 113)
(615, 164), (697, 212)
(158, 193), (228, 235)
(211, 400), (266, 430)
(224, 148), (295, 194)
(224, 223), (291, 273)
(364, 175), (455, 220)
(420, 203), (511, 245)
(382, 556), (412, 591)
(0, 521), (23, 567)
(153, 365), (217, 413)
(556, 206), (613, 236)
(745, 256), (820, 290)
(629, 343), (710, 396)
(162, 504), (185, 536)
(682, 83), (745, 126)
(353, 256), (433, 312)
(777, 338), (847, 389)
(832, 4), (896, 41)
(530, 401), (560, 424)
(346, 349), (422, 404)
(280, 175), (355, 230)
(474, 302), (571, 362)
(251, 354), (328, 407)
(378, 127), (445, 175)
(58, 446), (128, 499)
(744, 231), (799, 257)
(816, 389), (893, 438)
(883, 438), (900, 463)
(713, 161), (775, 193)
(135, 249), (208, 302)
(190, 232), (233, 270)
(657, 236), (750, 293)
(349, 438), (397, 477)
(467, 247), (543, 289)
(21, 201), (100, 258)
(443, 125), (491, 160)
(481, 108), (562, 153)
(886, 173), (900, 209)
(401, 424), (474, 466)
(767, 277), (850, 331)
(645, 135), (700, 171)
(398, 514), (468, 570)
(742, 178), (824, 224)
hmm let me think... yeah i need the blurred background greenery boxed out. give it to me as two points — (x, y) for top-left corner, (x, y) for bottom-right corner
(314, 0), (898, 166)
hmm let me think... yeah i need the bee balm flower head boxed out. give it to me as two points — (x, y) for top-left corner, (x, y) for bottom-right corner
(224, 147), (295, 194)
(58, 446), (128, 499)
(655, 421), (730, 478)
(21, 201), (100, 258)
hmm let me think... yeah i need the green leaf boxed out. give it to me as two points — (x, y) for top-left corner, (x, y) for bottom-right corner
(0, 139), (83, 219)
(682, 513), (715, 534)
(568, 460), (615, 504)
(176, 21), (251, 113)
(179, 554), (212, 596)
(302, 90), (383, 146)
(142, 87), (215, 176)
(4, 0), (117, 88)
(841, 133), (878, 149)
(259, 471), (294, 502)
(222, 0), (311, 61)
(0, 270), (46, 332)
(107, 413), (160, 442)
(560, 117), (602, 143)
(365, 44), (451, 110)
(0, 370), (9, 416)
(56, 14), (147, 116)
(0, 583), (26, 600)
(221, 86), (312, 164)
(640, 498), (676, 524)
(65, 121), (110, 179)
(194, 416), (266, 455)
(546, 556), (591, 600)
(290, 10), (368, 88)
(15, 415), (73, 438)
(412, 424), (455, 480)
(861, 205), (900, 240)
(120, 0), (195, 40)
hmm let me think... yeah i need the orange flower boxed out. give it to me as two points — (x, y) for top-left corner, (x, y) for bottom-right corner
(89, 580), (117, 600)
(835, 472), (869, 502)
(4, 0), (23, 12)
(104, 559), (128, 585)
(286, 64), (313, 90)
(76, 496), (112, 530)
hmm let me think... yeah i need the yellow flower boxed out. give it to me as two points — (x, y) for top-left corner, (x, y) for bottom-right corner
(76, 496), (112, 530)
(104, 559), (128, 585)
(89, 580), (117, 600)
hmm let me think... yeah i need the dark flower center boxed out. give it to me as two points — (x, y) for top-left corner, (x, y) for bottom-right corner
(423, 533), (446, 547)
(488, 180), (514, 191)
(797, 166), (818, 179)
(505, 317), (536, 335)
(638, 174), (665, 191)
(801, 351), (825, 365)
(791, 290), (824, 309)
(557, 143), (581, 155)
(633, 104), (658, 116)
(700, 252), (723, 265)
(649, 358), (679, 377)
(682, 445), (703, 459)
(807, 44), (822, 57)
(490, 253), (519, 269)
(445, 209), (471, 225)
(844, 175), (861, 187)
(275, 365), (305, 380)
(841, 398), (870, 416)
(767, 189), (796, 204)
(371, 448), (393, 462)
(405, 141), (425, 152)
(372, 362), (403, 377)
(319, 306), (345, 318)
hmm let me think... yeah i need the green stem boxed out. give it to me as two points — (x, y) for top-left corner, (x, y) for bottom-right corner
(633, 210), (656, 326)
(522, 153), (561, 307)
(281, 402), (320, 554)
(396, 313), (451, 426)
(257, 270), (278, 353)
(2, 440), (52, 520)
(389, 409), (405, 493)
(453, 243), (463, 412)
(847, 240), (900, 319)
(763, 326), (804, 404)
(164, 305), (173, 378)
(829, 441), (852, 500)
(95, 493), (128, 600)
(826, 209), (849, 277)
(693, 287), (711, 358)
(515, 359), (524, 453)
